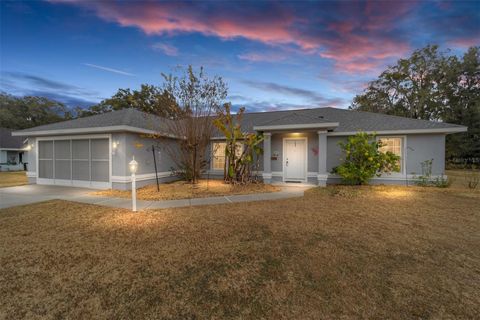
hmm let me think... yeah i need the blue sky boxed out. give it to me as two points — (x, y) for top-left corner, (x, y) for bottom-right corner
(1, 0), (479, 112)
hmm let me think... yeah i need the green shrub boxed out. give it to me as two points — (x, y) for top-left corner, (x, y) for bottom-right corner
(332, 132), (400, 185)
(414, 159), (453, 188)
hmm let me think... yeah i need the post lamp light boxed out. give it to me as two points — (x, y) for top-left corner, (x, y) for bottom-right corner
(129, 156), (138, 212)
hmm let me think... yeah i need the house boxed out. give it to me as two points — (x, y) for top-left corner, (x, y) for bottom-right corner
(0, 127), (28, 172)
(12, 107), (467, 189)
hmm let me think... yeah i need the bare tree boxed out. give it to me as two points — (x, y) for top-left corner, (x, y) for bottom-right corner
(161, 66), (227, 183)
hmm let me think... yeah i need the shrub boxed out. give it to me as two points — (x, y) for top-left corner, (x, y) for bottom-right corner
(414, 159), (453, 188)
(332, 132), (400, 185)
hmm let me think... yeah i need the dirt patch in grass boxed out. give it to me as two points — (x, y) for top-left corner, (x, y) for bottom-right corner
(0, 171), (28, 188)
(92, 179), (280, 200)
(1, 185), (479, 319)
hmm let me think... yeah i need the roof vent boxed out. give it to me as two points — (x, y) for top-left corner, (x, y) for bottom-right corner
(318, 116), (324, 119)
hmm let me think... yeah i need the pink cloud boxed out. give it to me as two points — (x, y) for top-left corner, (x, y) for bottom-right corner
(151, 42), (178, 56)
(448, 37), (480, 48)
(50, 0), (413, 74)
(238, 51), (287, 62)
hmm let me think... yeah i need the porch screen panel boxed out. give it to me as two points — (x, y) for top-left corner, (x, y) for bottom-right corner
(54, 140), (71, 180)
(38, 141), (54, 179)
(72, 140), (90, 181)
(90, 139), (109, 182)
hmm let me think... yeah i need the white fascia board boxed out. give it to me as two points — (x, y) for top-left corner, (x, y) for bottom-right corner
(327, 127), (467, 136)
(0, 148), (25, 151)
(253, 122), (339, 131)
(12, 125), (179, 138)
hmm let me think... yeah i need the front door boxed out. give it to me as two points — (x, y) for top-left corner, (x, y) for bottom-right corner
(284, 138), (307, 182)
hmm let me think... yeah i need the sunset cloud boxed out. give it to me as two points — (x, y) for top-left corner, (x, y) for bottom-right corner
(49, 0), (418, 74)
(151, 42), (178, 56)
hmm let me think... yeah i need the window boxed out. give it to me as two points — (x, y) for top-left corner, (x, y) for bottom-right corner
(212, 142), (226, 170)
(211, 142), (244, 170)
(378, 137), (403, 172)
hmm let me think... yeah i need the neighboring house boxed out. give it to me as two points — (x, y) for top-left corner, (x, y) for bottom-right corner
(0, 127), (28, 172)
(13, 107), (467, 189)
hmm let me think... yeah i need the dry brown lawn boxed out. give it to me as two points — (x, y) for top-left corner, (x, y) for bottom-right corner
(1, 184), (479, 319)
(446, 169), (480, 190)
(0, 171), (28, 188)
(93, 179), (280, 200)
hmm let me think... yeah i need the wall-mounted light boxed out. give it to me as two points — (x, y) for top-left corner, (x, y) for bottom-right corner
(24, 143), (34, 151)
(112, 141), (119, 155)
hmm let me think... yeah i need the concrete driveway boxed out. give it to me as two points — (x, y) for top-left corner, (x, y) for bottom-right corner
(0, 184), (311, 210)
(0, 185), (97, 209)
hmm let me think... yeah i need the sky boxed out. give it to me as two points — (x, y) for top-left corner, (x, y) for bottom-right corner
(0, 0), (479, 112)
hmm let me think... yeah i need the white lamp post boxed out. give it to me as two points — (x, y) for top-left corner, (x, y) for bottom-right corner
(129, 156), (138, 212)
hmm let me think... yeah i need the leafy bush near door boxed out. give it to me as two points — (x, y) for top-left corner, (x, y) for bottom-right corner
(213, 103), (264, 184)
(333, 132), (401, 185)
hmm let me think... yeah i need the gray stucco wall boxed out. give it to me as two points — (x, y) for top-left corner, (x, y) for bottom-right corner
(405, 134), (445, 175)
(325, 134), (446, 176)
(26, 137), (37, 173)
(112, 132), (179, 176)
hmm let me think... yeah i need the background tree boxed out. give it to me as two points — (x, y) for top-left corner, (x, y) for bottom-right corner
(77, 84), (181, 119)
(213, 103), (263, 184)
(350, 45), (480, 162)
(160, 66), (227, 183)
(0, 93), (71, 129)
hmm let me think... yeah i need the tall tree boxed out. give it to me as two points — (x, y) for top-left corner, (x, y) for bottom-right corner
(160, 66), (228, 183)
(78, 84), (182, 119)
(0, 93), (70, 129)
(351, 45), (480, 161)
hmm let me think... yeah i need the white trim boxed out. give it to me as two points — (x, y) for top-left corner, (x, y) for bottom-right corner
(254, 122), (339, 131)
(282, 137), (308, 183)
(36, 134), (111, 141)
(26, 171), (37, 178)
(262, 173), (272, 179)
(111, 172), (174, 183)
(327, 127), (467, 136)
(0, 148), (25, 151)
(376, 135), (407, 176)
(12, 125), (174, 137)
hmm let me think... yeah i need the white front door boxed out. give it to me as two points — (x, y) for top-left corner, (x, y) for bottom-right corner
(284, 138), (307, 182)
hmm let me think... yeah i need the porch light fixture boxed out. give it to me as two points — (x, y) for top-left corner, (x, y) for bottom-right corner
(112, 141), (119, 155)
(129, 156), (138, 212)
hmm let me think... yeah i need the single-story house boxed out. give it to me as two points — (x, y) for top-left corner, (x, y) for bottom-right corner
(12, 107), (467, 189)
(0, 127), (28, 172)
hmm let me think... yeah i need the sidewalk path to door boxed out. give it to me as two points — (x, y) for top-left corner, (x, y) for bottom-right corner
(0, 184), (313, 210)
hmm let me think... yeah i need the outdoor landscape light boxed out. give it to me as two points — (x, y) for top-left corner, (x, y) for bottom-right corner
(129, 156), (138, 212)
(129, 157), (138, 174)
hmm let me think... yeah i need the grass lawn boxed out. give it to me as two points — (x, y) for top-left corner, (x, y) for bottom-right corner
(93, 179), (280, 200)
(446, 169), (480, 189)
(1, 183), (479, 319)
(0, 171), (28, 188)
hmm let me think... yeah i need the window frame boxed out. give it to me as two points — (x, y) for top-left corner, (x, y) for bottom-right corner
(376, 135), (407, 176)
(210, 141), (244, 171)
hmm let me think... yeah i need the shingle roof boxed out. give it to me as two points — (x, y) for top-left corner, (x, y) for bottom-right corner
(255, 112), (335, 126)
(0, 128), (25, 149)
(13, 108), (174, 135)
(13, 107), (466, 137)
(238, 107), (465, 133)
